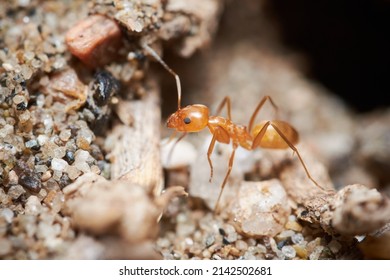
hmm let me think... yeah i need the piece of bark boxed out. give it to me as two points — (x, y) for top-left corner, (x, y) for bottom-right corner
(66, 14), (122, 68)
(280, 158), (390, 236)
(109, 80), (163, 196)
(163, 0), (223, 57)
(93, 0), (224, 57)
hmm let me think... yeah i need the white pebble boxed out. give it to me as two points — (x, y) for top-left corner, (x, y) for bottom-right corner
(0, 208), (14, 223)
(25, 196), (43, 215)
(37, 135), (49, 146)
(229, 179), (290, 237)
(282, 245), (296, 259)
(51, 158), (68, 172)
(291, 233), (304, 244)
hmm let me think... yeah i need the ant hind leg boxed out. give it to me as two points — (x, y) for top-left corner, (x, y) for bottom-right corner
(269, 124), (330, 192)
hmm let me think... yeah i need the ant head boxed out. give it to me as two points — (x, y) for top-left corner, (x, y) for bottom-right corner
(167, 104), (209, 132)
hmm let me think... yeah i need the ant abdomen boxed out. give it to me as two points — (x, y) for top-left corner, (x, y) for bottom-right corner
(251, 120), (299, 149)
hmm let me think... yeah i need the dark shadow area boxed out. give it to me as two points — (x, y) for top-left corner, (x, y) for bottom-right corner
(265, 0), (390, 112)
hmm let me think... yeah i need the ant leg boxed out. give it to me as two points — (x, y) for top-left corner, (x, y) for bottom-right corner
(215, 96), (232, 120)
(251, 121), (271, 149)
(248, 96), (279, 132)
(167, 132), (187, 165)
(207, 125), (231, 182)
(214, 144), (237, 213)
(269, 123), (329, 192)
(207, 132), (218, 182)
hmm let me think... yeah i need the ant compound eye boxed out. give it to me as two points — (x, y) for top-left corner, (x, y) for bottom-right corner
(183, 117), (191, 124)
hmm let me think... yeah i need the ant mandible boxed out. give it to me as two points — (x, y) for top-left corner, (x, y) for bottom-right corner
(143, 43), (326, 213)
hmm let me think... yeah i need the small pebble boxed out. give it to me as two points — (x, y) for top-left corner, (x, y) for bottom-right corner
(41, 171), (52, 182)
(281, 245), (296, 259)
(25, 196), (43, 215)
(204, 234), (215, 247)
(37, 135), (49, 146)
(7, 185), (26, 200)
(291, 233), (304, 244)
(65, 14), (122, 67)
(64, 150), (75, 164)
(224, 224), (238, 243)
(229, 180), (290, 237)
(0, 208), (14, 223)
(293, 245), (308, 259)
(19, 172), (41, 193)
(65, 165), (81, 180)
(51, 158), (68, 172)
(43, 190), (64, 213)
(7, 171), (18, 185)
(277, 230), (295, 239)
(235, 240), (248, 251)
(285, 221), (303, 232)
(59, 129), (72, 142)
(309, 246), (324, 260)
(25, 139), (40, 150)
(202, 249), (211, 259)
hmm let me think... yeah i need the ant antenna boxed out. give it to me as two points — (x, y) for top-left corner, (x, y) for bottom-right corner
(142, 43), (182, 110)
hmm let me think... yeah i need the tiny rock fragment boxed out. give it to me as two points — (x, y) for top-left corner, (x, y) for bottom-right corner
(7, 185), (26, 200)
(13, 161), (41, 193)
(25, 196), (43, 216)
(292, 244), (308, 259)
(228, 179), (291, 237)
(281, 245), (296, 259)
(51, 158), (69, 172)
(46, 69), (88, 111)
(0, 208), (14, 223)
(66, 14), (122, 68)
(285, 220), (303, 232)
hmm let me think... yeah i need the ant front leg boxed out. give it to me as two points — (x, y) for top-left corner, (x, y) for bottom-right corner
(207, 133), (217, 182)
(248, 96), (279, 132)
(214, 143), (237, 213)
(207, 126), (230, 182)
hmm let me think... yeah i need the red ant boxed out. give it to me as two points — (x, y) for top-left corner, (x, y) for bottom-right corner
(143, 43), (326, 213)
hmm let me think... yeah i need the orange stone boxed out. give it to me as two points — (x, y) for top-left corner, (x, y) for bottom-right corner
(66, 14), (122, 68)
